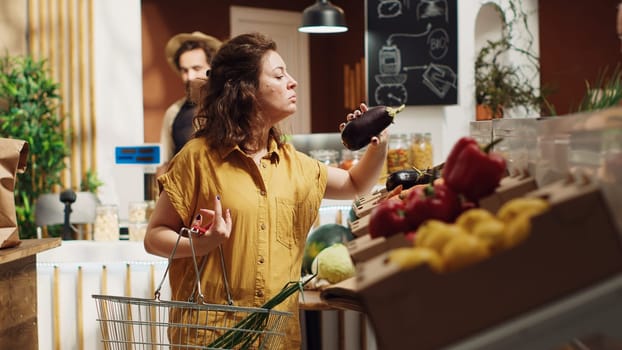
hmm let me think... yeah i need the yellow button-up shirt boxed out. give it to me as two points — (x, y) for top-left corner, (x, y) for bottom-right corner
(160, 136), (327, 349)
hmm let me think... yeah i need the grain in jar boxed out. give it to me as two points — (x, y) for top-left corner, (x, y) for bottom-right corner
(93, 204), (120, 241)
(411, 132), (433, 169)
(128, 201), (148, 223)
(387, 133), (411, 173)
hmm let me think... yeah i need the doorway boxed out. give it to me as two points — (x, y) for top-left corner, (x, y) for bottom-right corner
(230, 6), (311, 135)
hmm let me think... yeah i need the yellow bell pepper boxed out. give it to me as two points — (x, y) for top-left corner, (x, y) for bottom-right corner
(415, 220), (468, 254)
(455, 208), (496, 232)
(471, 218), (507, 252)
(497, 197), (549, 223)
(504, 213), (532, 248)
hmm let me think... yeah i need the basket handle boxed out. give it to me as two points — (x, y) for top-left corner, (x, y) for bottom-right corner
(153, 224), (234, 306)
(153, 226), (193, 300)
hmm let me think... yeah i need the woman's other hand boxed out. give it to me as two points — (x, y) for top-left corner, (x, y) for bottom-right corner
(195, 195), (233, 247)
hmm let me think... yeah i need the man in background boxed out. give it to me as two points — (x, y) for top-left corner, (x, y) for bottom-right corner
(159, 31), (222, 171)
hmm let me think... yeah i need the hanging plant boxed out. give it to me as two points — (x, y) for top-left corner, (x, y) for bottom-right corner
(0, 53), (70, 239)
(474, 1), (546, 118)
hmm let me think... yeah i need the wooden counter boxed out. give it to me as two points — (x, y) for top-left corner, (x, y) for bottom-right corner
(0, 238), (61, 350)
(299, 289), (334, 311)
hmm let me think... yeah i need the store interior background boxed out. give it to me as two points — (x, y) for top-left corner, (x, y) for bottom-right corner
(0, 1), (621, 349)
(0, 0), (619, 217)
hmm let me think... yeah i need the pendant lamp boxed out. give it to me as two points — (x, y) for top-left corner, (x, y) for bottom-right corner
(298, 0), (348, 34)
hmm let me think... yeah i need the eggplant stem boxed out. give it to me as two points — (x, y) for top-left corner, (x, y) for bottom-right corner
(386, 104), (406, 117)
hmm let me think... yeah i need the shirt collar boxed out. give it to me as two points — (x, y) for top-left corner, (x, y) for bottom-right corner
(218, 137), (281, 164)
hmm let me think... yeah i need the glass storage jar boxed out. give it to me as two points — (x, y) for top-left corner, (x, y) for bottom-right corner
(128, 201), (148, 224)
(387, 133), (411, 173)
(411, 132), (434, 169)
(128, 222), (148, 241)
(93, 204), (120, 241)
(339, 149), (363, 170)
(309, 149), (340, 167)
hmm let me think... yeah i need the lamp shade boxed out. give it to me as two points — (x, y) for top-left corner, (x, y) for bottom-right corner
(298, 0), (348, 34)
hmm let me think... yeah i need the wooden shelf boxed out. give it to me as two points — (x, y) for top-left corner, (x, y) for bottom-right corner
(0, 237), (61, 264)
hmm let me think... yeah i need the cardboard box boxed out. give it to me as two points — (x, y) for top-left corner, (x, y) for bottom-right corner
(346, 233), (411, 264)
(354, 180), (622, 350)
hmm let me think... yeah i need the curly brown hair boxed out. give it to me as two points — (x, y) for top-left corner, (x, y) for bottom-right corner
(193, 33), (285, 153)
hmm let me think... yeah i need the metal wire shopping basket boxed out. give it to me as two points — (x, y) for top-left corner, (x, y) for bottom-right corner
(93, 224), (302, 349)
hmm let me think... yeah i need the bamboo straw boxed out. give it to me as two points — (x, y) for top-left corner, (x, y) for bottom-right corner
(47, 0), (55, 75)
(343, 64), (352, 109)
(27, 0), (36, 55)
(359, 58), (366, 104)
(77, 266), (84, 350)
(68, 0), (78, 187)
(88, 0), (97, 171)
(38, 0), (46, 58)
(125, 264), (134, 349)
(100, 265), (110, 350)
(78, 0), (88, 184)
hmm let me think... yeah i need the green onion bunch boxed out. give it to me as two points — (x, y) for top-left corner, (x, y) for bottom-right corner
(207, 276), (314, 349)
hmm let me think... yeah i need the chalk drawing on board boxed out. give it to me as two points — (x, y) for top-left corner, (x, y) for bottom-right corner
(372, 23), (435, 105)
(377, 0), (404, 18)
(427, 28), (449, 60)
(403, 63), (456, 98)
(417, 0), (448, 22)
(374, 84), (408, 106)
(368, 0), (457, 105)
(386, 23), (432, 45)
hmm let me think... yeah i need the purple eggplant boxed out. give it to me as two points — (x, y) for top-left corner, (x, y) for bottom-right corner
(341, 104), (405, 150)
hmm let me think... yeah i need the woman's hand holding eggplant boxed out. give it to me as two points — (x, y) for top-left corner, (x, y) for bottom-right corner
(339, 103), (389, 149)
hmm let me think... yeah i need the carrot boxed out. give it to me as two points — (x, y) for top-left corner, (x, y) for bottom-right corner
(382, 184), (403, 201)
(397, 183), (432, 201)
(341, 104), (405, 150)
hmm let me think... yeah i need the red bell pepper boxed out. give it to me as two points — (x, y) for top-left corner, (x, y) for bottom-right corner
(443, 137), (506, 202)
(402, 182), (462, 231)
(369, 199), (410, 238)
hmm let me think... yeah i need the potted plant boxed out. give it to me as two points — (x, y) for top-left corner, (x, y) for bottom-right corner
(474, 1), (545, 120)
(0, 53), (70, 239)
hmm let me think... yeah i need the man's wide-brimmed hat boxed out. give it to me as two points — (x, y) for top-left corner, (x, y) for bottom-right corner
(165, 31), (222, 72)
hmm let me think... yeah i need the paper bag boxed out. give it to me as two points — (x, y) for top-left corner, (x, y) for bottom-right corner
(0, 138), (29, 248)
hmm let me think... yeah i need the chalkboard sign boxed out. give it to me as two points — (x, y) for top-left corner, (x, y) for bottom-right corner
(366, 0), (458, 107)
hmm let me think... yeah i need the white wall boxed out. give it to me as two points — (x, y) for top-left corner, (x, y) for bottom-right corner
(93, 0), (145, 220)
(387, 0), (540, 165)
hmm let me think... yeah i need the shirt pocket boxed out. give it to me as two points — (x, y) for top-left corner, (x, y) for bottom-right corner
(276, 198), (297, 248)
(276, 198), (315, 249)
